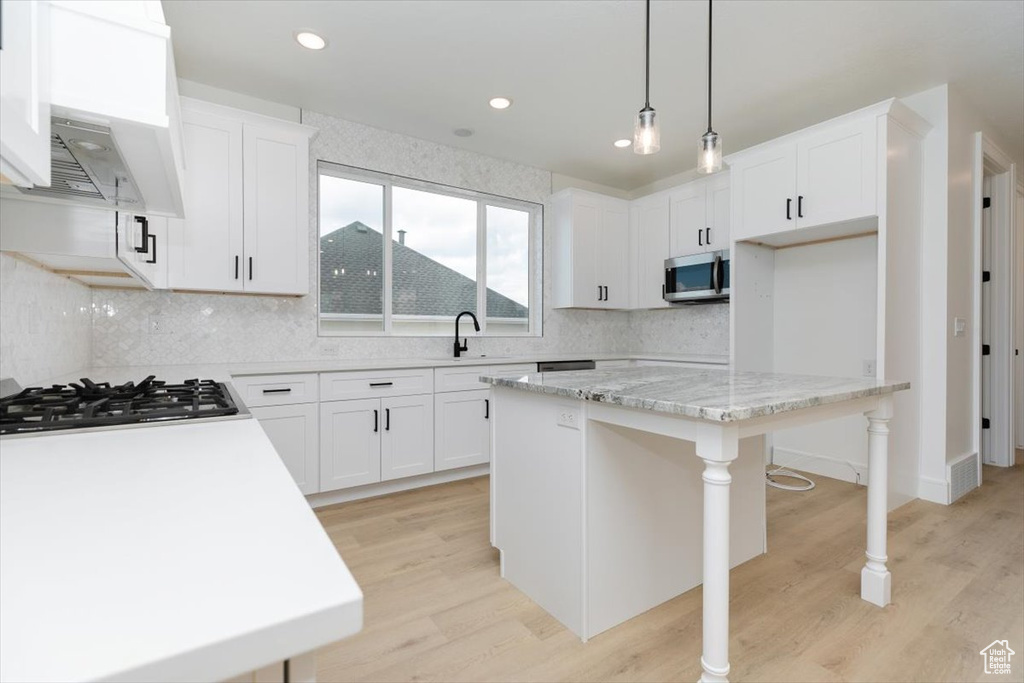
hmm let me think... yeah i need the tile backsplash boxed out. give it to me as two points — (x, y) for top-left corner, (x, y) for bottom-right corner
(0, 254), (93, 384)
(4, 106), (727, 379)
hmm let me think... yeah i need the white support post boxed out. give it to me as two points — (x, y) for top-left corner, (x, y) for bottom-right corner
(861, 397), (892, 607)
(697, 429), (739, 683)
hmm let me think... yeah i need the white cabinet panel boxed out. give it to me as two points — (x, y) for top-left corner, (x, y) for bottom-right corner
(320, 368), (433, 402)
(0, 0), (50, 187)
(600, 204), (630, 308)
(167, 109), (244, 292)
(730, 142), (797, 241)
(795, 117), (877, 229)
(320, 399), (381, 491)
(232, 373), (318, 407)
(242, 123), (309, 295)
(435, 389), (490, 471)
(706, 173), (730, 250)
(381, 395), (433, 481)
(670, 183), (707, 258)
(551, 189), (630, 309)
(434, 365), (490, 393)
(572, 201), (601, 307)
(633, 194), (671, 309)
(252, 404), (319, 495)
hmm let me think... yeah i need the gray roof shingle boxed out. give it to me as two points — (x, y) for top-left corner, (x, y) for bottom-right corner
(320, 222), (528, 319)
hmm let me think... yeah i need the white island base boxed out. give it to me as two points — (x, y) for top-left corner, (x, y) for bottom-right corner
(484, 366), (904, 683)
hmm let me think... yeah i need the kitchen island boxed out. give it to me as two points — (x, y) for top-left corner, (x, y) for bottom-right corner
(482, 366), (909, 683)
(0, 419), (362, 683)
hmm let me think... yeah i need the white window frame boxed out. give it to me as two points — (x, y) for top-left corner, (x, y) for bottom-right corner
(317, 161), (543, 337)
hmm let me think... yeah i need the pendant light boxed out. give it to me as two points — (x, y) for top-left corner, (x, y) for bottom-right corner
(697, 0), (722, 173)
(633, 0), (660, 155)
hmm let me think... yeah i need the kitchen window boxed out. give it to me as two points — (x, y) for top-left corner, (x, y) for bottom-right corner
(317, 162), (541, 336)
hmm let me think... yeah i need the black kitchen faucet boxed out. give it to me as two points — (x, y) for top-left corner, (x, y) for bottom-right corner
(453, 311), (480, 358)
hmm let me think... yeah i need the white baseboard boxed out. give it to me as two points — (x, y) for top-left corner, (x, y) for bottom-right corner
(306, 464), (489, 509)
(771, 447), (866, 485)
(917, 475), (949, 504)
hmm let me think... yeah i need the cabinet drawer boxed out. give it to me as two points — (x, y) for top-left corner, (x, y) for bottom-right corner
(435, 366), (492, 393)
(489, 363), (535, 378)
(320, 368), (433, 401)
(232, 373), (318, 407)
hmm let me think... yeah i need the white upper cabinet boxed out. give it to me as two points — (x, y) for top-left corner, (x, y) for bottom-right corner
(168, 109), (244, 292)
(730, 142), (798, 240)
(632, 192), (671, 309)
(730, 106), (881, 242)
(551, 188), (630, 309)
(669, 174), (730, 258)
(168, 98), (314, 295)
(795, 117), (877, 229)
(0, 0), (50, 187)
(706, 173), (731, 250)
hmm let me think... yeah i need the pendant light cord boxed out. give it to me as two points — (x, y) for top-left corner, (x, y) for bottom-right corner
(707, 0), (713, 133)
(645, 0), (651, 108)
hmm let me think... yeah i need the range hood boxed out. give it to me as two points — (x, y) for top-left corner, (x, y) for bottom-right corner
(2, 1), (185, 217)
(16, 118), (143, 209)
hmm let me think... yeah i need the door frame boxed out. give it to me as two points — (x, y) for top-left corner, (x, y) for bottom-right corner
(972, 132), (1016, 469)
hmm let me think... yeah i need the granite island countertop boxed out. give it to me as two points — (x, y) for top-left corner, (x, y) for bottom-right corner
(479, 366), (910, 422)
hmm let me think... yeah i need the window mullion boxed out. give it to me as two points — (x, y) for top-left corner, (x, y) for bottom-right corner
(477, 201), (487, 334)
(383, 182), (393, 334)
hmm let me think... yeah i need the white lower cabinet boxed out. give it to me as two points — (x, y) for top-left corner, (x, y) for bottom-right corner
(319, 394), (433, 492)
(380, 395), (434, 481)
(319, 398), (382, 491)
(250, 404), (319, 495)
(434, 389), (491, 472)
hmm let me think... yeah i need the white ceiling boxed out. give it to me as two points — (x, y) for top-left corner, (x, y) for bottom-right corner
(163, 0), (1024, 191)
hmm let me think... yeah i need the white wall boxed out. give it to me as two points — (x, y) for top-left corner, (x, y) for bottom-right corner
(1016, 187), (1024, 449)
(0, 254), (93, 384)
(770, 236), (878, 482)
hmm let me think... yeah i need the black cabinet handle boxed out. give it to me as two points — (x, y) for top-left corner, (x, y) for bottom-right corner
(373, 409), (378, 432)
(705, 227), (711, 245)
(786, 198), (792, 220)
(485, 399), (490, 420)
(145, 233), (157, 264)
(385, 408), (390, 431)
(235, 255), (239, 280)
(797, 195), (804, 218)
(603, 285), (609, 301)
(369, 381), (393, 388)
(597, 285), (603, 301)
(133, 216), (151, 254)
(248, 256), (253, 281)
(262, 388), (292, 394)
(698, 228), (703, 247)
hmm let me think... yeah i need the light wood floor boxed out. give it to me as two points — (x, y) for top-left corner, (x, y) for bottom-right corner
(314, 463), (1024, 682)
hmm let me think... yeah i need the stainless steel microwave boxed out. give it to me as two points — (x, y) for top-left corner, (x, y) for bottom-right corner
(663, 250), (730, 304)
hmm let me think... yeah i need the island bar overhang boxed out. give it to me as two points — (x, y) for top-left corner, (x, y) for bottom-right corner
(482, 366), (908, 683)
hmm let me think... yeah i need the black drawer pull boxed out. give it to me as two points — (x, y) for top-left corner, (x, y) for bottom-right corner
(485, 399), (490, 420)
(385, 408), (390, 431)
(369, 382), (394, 388)
(374, 409), (378, 433)
(262, 388), (292, 394)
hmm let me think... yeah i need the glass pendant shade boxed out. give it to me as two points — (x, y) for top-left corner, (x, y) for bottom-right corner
(698, 130), (722, 173)
(634, 107), (660, 155)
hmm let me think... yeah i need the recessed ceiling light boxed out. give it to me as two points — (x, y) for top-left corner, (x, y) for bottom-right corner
(295, 31), (327, 50)
(453, 128), (475, 138)
(613, 139), (632, 149)
(489, 97), (513, 110)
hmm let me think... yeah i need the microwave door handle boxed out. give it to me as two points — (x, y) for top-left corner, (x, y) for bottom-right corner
(712, 255), (722, 294)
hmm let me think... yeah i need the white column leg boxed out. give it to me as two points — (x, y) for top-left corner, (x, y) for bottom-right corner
(697, 428), (738, 683)
(861, 401), (892, 607)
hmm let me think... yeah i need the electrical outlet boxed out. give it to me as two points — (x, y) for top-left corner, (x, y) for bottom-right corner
(862, 359), (876, 377)
(557, 408), (579, 430)
(954, 317), (966, 337)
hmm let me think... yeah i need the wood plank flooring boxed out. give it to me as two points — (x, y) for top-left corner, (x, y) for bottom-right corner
(314, 464), (1023, 682)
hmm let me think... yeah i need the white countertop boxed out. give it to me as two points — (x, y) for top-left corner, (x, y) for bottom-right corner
(481, 366), (910, 422)
(0, 419), (363, 683)
(34, 352), (729, 386)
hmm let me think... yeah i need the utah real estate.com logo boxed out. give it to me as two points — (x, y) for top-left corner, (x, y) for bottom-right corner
(980, 640), (1015, 675)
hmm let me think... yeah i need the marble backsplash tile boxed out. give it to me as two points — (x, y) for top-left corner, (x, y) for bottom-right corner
(628, 304), (731, 356)
(0, 254), (93, 384)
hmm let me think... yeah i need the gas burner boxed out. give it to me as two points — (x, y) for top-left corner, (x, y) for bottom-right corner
(0, 376), (242, 435)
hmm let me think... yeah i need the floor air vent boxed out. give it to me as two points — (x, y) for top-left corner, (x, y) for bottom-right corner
(948, 453), (979, 503)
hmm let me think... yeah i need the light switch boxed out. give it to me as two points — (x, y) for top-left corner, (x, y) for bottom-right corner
(954, 317), (966, 337)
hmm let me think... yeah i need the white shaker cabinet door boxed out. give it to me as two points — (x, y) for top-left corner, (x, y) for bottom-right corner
(242, 123), (310, 295)
(634, 195), (671, 309)
(167, 109), (244, 292)
(670, 182), (708, 258)
(599, 203), (630, 309)
(730, 141), (797, 241)
(571, 199), (601, 307)
(320, 399), (381, 491)
(380, 395), (434, 481)
(795, 116), (877, 229)
(705, 172), (730, 250)
(0, 0), (50, 187)
(434, 389), (490, 471)
(251, 403), (319, 495)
